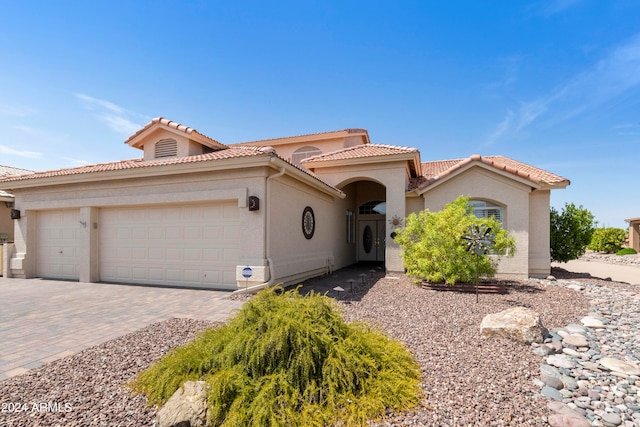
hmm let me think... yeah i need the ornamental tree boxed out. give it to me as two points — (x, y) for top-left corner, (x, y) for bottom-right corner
(550, 203), (596, 262)
(395, 196), (516, 285)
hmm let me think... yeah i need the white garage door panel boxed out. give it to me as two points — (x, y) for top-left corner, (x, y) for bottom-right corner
(100, 203), (240, 289)
(36, 210), (81, 280)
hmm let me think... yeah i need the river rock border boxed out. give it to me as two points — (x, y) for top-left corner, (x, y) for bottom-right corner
(531, 277), (640, 426)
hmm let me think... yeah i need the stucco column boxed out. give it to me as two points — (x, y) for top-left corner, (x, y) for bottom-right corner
(79, 207), (99, 283)
(385, 179), (406, 273)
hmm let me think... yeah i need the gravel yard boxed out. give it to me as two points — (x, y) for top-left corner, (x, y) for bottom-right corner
(0, 271), (597, 426)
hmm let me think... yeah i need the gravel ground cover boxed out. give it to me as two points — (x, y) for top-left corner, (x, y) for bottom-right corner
(0, 271), (600, 426)
(0, 318), (217, 427)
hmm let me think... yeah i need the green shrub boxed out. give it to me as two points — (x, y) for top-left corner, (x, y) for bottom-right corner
(129, 287), (421, 426)
(394, 196), (516, 284)
(588, 227), (626, 253)
(616, 248), (637, 256)
(550, 203), (596, 262)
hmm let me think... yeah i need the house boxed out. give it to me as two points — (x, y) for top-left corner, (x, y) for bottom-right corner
(625, 217), (640, 252)
(0, 118), (569, 290)
(1, 165), (33, 274)
(0, 165), (34, 243)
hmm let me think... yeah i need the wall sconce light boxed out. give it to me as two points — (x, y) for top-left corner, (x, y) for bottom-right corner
(4, 201), (13, 208)
(10, 209), (20, 220)
(248, 196), (260, 211)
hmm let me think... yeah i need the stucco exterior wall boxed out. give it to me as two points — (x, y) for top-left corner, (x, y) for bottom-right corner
(405, 195), (423, 217)
(10, 167), (270, 286)
(528, 190), (551, 277)
(0, 204), (14, 242)
(266, 174), (338, 285)
(421, 167), (532, 278)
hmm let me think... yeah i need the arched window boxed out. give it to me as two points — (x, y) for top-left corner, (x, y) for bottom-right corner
(291, 146), (322, 166)
(470, 200), (502, 223)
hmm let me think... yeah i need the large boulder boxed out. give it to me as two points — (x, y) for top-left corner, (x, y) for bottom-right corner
(480, 307), (546, 344)
(156, 380), (210, 427)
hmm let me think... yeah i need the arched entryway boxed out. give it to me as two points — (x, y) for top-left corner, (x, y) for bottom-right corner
(339, 179), (386, 265)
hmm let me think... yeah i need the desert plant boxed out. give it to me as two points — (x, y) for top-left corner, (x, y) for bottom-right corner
(550, 203), (596, 262)
(395, 196), (516, 285)
(616, 248), (637, 256)
(588, 227), (626, 253)
(129, 287), (421, 427)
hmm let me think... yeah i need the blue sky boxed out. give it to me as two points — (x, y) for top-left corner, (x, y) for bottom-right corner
(1, 0), (638, 228)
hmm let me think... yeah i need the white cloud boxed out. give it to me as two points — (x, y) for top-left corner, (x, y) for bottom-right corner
(0, 145), (43, 158)
(487, 109), (514, 145)
(488, 32), (640, 143)
(75, 93), (146, 136)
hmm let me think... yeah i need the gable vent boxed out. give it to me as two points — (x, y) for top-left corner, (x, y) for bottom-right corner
(155, 139), (178, 158)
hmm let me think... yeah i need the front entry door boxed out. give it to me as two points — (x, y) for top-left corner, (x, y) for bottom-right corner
(358, 220), (385, 262)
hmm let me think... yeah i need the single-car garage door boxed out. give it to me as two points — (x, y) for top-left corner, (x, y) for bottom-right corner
(100, 203), (240, 290)
(36, 209), (81, 280)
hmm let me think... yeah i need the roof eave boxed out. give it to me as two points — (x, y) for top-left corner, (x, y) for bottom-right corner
(126, 120), (227, 151)
(2, 155), (274, 190)
(415, 161), (546, 195)
(302, 151), (419, 170)
(269, 157), (345, 199)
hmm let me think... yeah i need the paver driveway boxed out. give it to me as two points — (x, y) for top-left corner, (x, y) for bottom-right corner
(0, 278), (244, 381)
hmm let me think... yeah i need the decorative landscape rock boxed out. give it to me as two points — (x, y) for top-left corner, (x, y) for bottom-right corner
(562, 333), (589, 348)
(532, 274), (640, 426)
(598, 357), (640, 376)
(480, 306), (546, 344)
(156, 380), (210, 427)
(547, 401), (592, 427)
(580, 315), (606, 328)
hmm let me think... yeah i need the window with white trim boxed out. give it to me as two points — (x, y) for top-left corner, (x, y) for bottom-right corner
(470, 200), (502, 223)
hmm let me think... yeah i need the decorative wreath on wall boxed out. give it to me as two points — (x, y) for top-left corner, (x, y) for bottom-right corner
(302, 206), (315, 239)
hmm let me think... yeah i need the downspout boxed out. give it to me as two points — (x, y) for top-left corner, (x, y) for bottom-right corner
(232, 162), (285, 295)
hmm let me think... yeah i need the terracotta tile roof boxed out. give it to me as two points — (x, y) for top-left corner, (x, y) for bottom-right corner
(414, 154), (569, 190)
(301, 144), (418, 163)
(237, 128), (369, 145)
(0, 147), (269, 183)
(124, 117), (226, 149)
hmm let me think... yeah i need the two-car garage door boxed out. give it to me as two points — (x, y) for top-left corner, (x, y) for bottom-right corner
(36, 203), (241, 289)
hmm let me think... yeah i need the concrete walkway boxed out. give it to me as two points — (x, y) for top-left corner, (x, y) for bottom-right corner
(0, 278), (244, 381)
(553, 260), (640, 285)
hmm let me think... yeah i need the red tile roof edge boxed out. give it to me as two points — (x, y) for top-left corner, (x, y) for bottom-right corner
(301, 143), (418, 163)
(124, 117), (226, 147)
(415, 154), (569, 190)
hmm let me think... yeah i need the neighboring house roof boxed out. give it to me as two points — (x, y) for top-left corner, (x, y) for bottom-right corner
(413, 154), (570, 191)
(0, 165), (34, 199)
(125, 117), (227, 151)
(234, 128), (371, 146)
(0, 165), (34, 177)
